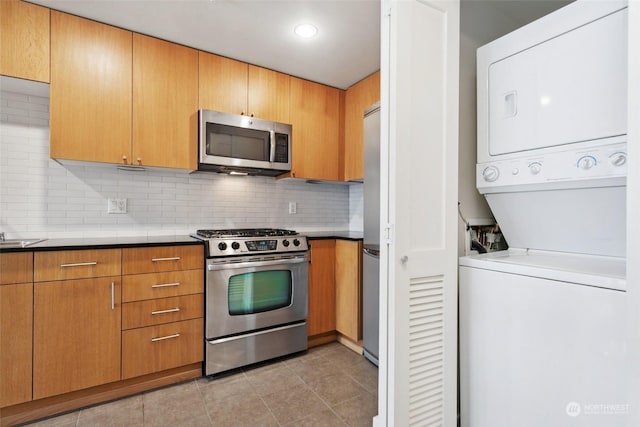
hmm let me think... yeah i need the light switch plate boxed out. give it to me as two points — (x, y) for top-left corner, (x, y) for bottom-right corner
(107, 198), (127, 214)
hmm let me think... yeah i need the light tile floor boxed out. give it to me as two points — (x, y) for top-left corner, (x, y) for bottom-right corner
(25, 342), (378, 427)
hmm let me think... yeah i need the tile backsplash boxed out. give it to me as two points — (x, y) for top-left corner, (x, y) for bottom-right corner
(0, 87), (363, 238)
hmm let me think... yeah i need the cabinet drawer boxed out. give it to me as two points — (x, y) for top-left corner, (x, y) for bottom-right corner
(0, 252), (33, 284)
(34, 249), (121, 282)
(122, 245), (203, 274)
(122, 269), (203, 302)
(122, 318), (203, 379)
(122, 294), (203, 330)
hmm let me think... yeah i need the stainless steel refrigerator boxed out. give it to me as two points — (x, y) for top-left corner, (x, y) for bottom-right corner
(362, 102), (380, 366)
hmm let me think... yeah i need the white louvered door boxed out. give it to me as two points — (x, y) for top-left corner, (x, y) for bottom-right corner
(377, 0), (459, 425)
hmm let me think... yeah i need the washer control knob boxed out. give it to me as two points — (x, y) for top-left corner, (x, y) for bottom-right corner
(528, 162), (542, 175)
(610, 152), (627, 167)
(482, 166), (500, 182)
(577, 156), (596, 170)
(282, 240), (290, 247)
(218, 242), (227, 251)
(231, 242), (240, 250)
(293, 239), (300, 247)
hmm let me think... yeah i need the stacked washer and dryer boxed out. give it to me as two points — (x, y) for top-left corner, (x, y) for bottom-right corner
(459, 1), (629, 426)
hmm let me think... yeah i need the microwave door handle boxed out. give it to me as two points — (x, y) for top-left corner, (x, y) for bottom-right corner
(269, 130), (276, 162)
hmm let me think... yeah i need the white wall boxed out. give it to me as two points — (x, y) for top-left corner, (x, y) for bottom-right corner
(0, 87), (355, 238)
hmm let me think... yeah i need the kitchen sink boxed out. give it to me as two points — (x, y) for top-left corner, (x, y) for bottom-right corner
(0, 238), (46, 248)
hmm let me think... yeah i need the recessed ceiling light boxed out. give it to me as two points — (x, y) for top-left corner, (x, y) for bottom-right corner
(294, 23), (318, 38)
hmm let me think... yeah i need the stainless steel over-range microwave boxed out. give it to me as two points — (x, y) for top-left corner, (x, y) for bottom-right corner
(198, 109), (292, 176)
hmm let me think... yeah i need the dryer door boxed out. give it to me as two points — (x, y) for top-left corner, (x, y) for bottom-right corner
(488, 7), (627, 157)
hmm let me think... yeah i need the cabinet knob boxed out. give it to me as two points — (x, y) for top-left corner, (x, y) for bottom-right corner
(137, 157), (142, 165)
(400, 255), (408, 264)
(122, 155), (128, 164)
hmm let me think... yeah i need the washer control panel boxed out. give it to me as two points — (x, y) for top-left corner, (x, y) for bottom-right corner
(477, 142), (627, 191)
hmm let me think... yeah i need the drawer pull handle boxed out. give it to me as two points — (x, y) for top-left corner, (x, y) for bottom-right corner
(151, 282), (181, 289)
(151, 257), (181, 262)
(151, 333), (180, 342)
(60, 261), (97, 268)
(111, 281), (115, 310)
(151, 307), (180, 315)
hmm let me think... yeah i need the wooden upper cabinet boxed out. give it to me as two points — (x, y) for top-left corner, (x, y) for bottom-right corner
(0, 0), (50, 82)
(199, 52), (248, 116)
(343, 71), (380, 181)
(199, 52), (290, 123)
(288, 77), (341, 181)
(50, 11), (132, 164)
(247, 65), (290, 123)
(133, 34), (198, 170)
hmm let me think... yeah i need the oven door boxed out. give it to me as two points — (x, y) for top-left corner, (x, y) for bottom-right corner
(205, 253), (308, 339)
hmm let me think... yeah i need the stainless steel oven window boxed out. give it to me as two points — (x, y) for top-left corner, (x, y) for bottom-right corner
(228, 270), (293, 315)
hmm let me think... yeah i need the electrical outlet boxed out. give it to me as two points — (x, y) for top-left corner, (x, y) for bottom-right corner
(107, 198), (127, 214)
(288, 202), (297, 214)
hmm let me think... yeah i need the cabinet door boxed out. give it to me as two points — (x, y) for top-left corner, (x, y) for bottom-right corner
(199, 52), (248, 115)
(133, 34), (198, 169)
(33, 277), (121, 399)
(289, 77), (341, 180)
(248, 65), (290, 123)
(50, 12), (132, 164)
(343, 71), (380, 181)
(0, 0), (49, 82)
(307, 239), (336, 336)
(122, 318), (203, 379)
(335, 240), (362, 342)
(0, 283), (33, 407)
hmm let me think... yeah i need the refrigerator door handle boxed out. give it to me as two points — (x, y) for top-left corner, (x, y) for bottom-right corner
(363, 247), (380, 257)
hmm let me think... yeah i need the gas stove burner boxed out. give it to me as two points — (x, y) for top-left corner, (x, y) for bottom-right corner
(196, 228), (298, 239)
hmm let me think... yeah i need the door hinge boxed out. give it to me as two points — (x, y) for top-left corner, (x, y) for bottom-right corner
(384, 223), (394, 245)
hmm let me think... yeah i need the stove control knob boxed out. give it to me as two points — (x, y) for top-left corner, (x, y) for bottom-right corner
(231, 242), (240, 250)
(217, 242), (227, 251)
(293, 239), (300, 247)
(282, 240), (290, 247)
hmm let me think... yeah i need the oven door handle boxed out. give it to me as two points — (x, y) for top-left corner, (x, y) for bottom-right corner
(207, 255), (308, 271)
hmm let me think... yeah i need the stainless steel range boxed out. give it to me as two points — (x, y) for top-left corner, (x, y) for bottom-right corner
(193, 228), (309, 376)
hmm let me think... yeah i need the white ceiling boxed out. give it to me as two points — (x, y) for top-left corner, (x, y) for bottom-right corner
(29, 0), (571, 90)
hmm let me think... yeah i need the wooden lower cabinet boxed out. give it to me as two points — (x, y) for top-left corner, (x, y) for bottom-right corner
(121, 244), (204, 380)
(0, 282), (33, 407)
(307, 239), (336, 336)
(33, 276), (122, 399)
(1, 244), (205, 426)
(335, 240), (363, 342)
(122, 318), (203, 379)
